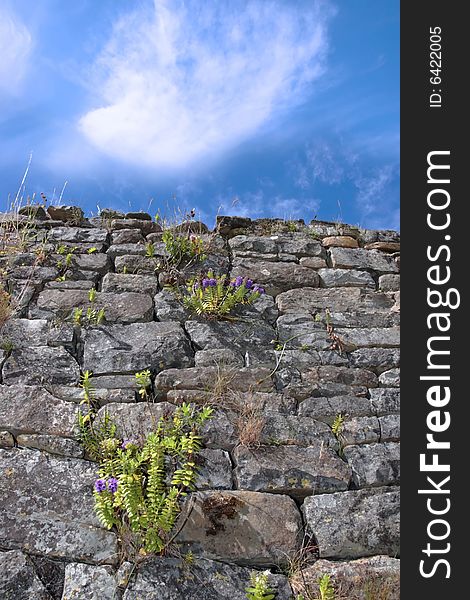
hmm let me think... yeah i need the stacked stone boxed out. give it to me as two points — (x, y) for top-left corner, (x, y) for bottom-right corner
(0, 209), (399, 599)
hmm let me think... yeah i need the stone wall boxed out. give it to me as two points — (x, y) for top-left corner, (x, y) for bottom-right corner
(0, 209), (400, 599)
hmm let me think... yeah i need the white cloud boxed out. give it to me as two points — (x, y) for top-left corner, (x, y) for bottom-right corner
(354, 164), (396, 217)
(0, 8), (32, 94)
(216, 188), (319, 221)
(79, 0), (332, 169)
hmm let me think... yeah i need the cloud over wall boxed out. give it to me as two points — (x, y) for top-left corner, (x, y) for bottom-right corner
(79, 0), (332, 169)
(0, 7), (32, 94)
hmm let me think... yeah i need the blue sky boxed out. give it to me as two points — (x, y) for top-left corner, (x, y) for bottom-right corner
(0, 0), (399, 229)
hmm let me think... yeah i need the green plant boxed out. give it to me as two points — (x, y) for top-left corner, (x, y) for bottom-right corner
(80, 369), (94, 406)
(87, 247), (98, 254)
(317, 574), (335, 600)
(86, 307), (106, 325)
(72, 306), (105, 326)
(245, 571), (276, 600)
(65, 252), (74, 268)
(287, 220), (298, 232)
(183, 550), (195, 565)
(92, 402), (213, 555)
(72, 307), (83, 325)
(0, 338), (14, 353)
(145, 242), (156, 258)
(331, 413), (346, 457)
(180, 272), (265, 318)
(162, 229), (206, 267)
(88, 287), (97, 303)
(56, 245), (77, 279)
(135, 369), (152, 399)
(76, 371), (118, 462)
(331, 414), (345, 438)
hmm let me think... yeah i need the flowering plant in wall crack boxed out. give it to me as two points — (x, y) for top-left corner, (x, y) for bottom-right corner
(178, 270), (265, 318)
(92, 401), (213, 555)
(77, 371), (213, 557)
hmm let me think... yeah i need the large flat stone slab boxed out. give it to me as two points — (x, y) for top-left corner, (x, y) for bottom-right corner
(34, 289), (154, 323)
(2, 347), (80, 386)
(335, 327), (400, 348)
(176, 490), (302, 566)
(233, 444), (351, 498)
(95, 402), (176, 440)
(276, 287), (395, 316)
(155, 366), (274, 393)
(298, 395), (373, 423)
(0, 318), (74, 349)
(0, 384), (78, 437)
(318, 268), (375, 288)
(101, 272), (159, 295)
(329, 247), (399, 273)
(123, 557), (293, 600)
(344, 442), (400, 488)
(232, 258), (320, 296)
(0, 448), (118, 564)
(302, 487), (400, 559)
(47, 227), (108, 243)
(185, 319), (275, 366)
(83, 322), (194, 375)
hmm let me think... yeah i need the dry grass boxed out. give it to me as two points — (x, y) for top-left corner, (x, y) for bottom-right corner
(291, 568), (399, 600)
(183, 364), (268, 448)
(0, 287), (11, 329)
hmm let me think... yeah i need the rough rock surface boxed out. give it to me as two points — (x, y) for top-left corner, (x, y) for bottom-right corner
(123, 558), (293, 600)
(0, 385), (78, 437)
(302, 487), (400, 559)
(176, 490), (302, 565)
(0, 550), (52, 600)
(83, 322), (193, 374)
(233, 444), (351, 498)
(291, 555), (400, 600)
(0, 212), (400, 597)
(61, 563), (118, 600)
(0, 448), (118, 564)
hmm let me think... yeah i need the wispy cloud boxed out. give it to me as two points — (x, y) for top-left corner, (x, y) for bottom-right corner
(217, 188), (320, 221)
(0, 7), (32, 95)
(79, 0), (333, 169)
(353, 164), (399, 228)
(290, 138), (399, 227)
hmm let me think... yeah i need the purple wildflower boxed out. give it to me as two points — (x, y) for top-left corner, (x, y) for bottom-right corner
(253, 285), (265, 295)
(121, 439), (137, 450)
(94, 479), (106, 493)
(208, 278), (217, 287)
(107, 478), (119, 493)
(245, 279), (253, 289)
(202, 278), (210, 289)
(234, 276), (244, 287)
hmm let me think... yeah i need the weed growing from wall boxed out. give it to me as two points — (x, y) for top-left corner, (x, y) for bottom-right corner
(179, 272), (265, 318)
(77, 371), (213, 557)
(245, 571), (276, 600)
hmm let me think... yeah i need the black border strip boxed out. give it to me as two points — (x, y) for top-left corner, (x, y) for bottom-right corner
(401, 2), (466, 595)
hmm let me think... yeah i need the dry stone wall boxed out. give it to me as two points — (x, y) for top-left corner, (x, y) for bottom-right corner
(0, 208), (400, 599)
